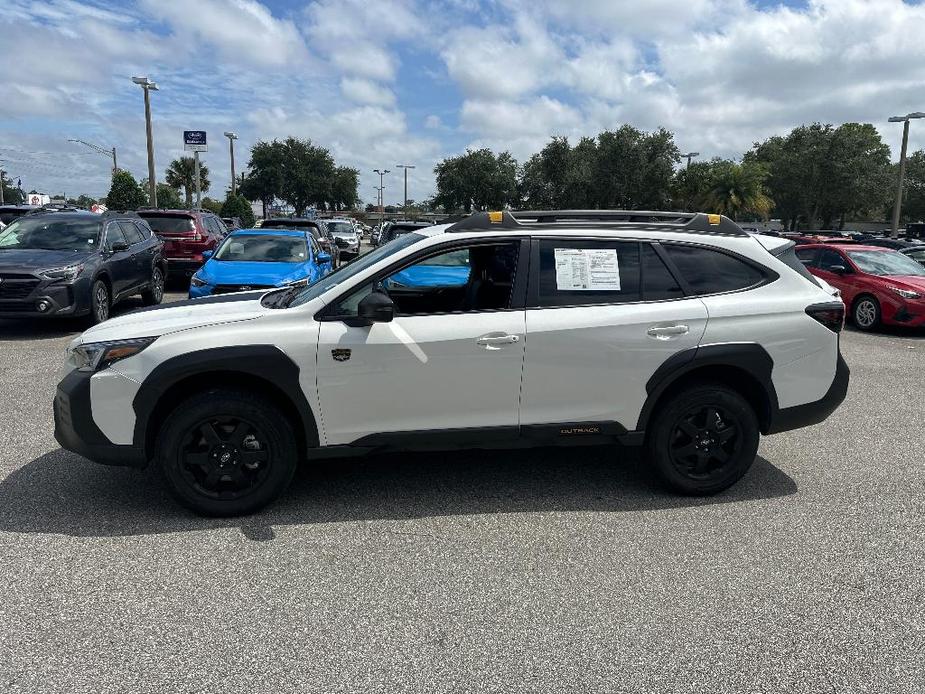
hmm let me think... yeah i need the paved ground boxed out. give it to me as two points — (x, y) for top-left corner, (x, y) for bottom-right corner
(0, 288), (923, 693)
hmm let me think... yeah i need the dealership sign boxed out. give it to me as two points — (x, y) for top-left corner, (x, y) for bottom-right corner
(183, 130), (208, 152)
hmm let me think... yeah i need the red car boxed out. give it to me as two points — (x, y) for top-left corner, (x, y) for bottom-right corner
(137, 209), (229, 278)
(796, 243), (925, 330)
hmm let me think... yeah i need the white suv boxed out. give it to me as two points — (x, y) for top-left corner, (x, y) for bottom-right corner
(54, 211), (849, 516)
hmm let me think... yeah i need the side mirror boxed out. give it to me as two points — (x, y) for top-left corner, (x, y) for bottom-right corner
(829, 264), (849, 274)
(201, 249), (214, 260)
(110, 241), (129, 252)
(357, 291), (394, 324)
(316, 251), (332, 264)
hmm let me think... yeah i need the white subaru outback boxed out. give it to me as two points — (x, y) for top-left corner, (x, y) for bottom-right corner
(54, 211), (849, 516)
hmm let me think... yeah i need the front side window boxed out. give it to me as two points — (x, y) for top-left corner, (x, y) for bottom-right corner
(795, 248), (817, 266)
(328, 242), (520, 317)
(663, 244), (765, 295)
(537, 239), (640, 307)
(214, 235), (308, 262)
(105, 223), (127, 250)
(0, 218), (101, 251)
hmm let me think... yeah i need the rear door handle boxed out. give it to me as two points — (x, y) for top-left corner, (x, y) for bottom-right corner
(476, 333), (520, 349)
(647, 324), (689, 338)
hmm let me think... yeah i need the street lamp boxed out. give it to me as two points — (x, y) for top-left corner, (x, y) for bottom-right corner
(132, 76), (159, 207)
(888, 112), (925, 237)
(373, 168), (390, 224)
(395, 164), (415, 216)
(68, 139), (118, 174)
(224, 131), (238, 196)
(681, 152), (700, 168)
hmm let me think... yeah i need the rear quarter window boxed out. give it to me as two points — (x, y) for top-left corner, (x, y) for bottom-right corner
(663, 244), (766, 295)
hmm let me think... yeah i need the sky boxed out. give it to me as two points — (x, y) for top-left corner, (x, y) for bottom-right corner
(2, 0), (925, 207)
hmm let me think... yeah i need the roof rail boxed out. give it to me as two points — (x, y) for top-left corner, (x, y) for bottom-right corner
(446, 210), (748, 237)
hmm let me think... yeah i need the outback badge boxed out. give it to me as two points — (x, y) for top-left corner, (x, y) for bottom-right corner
(332, 348), (352, 362)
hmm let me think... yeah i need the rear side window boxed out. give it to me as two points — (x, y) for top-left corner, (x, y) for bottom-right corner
(663, 245), (765, 295)
(642, 244), (683, 300)
(119, 221), (143, 245)
(537, 240), (640, 306)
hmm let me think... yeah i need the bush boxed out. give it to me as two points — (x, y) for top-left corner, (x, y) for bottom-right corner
(106, 170), (146, 211)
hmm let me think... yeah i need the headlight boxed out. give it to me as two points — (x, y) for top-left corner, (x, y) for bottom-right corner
(42, 264), (84, 281)
(889, 286), (921, 299)
(67, 337), (156, 372)
(190, 274), (208, 287)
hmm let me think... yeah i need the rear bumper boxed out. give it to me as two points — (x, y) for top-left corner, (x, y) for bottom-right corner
(165, 259), (203, 276)
(53, 369), (146, 468)
(766, 352), (850, 434)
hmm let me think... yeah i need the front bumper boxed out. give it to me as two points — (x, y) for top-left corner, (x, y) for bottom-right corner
(0, 276), (91, 317)
(886, 302), (925, 327)
(767, 352), (850, 434)
(53, 369), (146, 467)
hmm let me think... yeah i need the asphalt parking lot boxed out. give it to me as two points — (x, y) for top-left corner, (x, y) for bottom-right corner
(0, 290), (923, 693)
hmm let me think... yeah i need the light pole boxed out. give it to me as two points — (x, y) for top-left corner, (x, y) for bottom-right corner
(681, 152), (700, 169)
(224, 131), (238, 196)
(395, 164), (415, 217)
(68, 139), (118, 173)
(373, 168), (390, 225)
(889, 112), (925, 238)
(132, 76), (159, 207)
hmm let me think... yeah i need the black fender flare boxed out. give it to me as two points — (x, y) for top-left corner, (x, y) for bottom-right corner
(132, 345), (319, 459)
(635, 343), (779, 433)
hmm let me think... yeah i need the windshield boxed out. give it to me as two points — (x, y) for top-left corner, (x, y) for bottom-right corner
(0, 217), (101, 251)
(284, 232), (425, 308)
(847, 250), (925, 276)
(326, 222), (355, 236)
(139, 215), (195, 234)
(214, 234), (308, 262)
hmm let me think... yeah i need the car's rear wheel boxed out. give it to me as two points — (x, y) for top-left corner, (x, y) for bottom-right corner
(646, 384), (759, 495)
(141, 266), (165, 306)
(157, 389), (298, 516)
(853, 295), (881, 331)
(89, 279), (110, 324)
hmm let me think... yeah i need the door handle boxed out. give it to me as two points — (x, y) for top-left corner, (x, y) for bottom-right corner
(647, 324), (689, 339)
(476, 333), (520, 349)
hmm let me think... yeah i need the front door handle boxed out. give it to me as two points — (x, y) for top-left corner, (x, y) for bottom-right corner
(476, 333), (520, 349)
(647, 324), (689, 339)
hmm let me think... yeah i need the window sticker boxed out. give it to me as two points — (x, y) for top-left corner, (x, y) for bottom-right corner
(554, 248), (621, 291)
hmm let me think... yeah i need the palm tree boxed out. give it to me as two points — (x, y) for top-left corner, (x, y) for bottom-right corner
(703, 162), (772, 221)
(165, 157), (210, 209)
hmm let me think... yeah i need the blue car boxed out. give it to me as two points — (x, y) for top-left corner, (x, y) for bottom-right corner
(189, 229), (333, 298)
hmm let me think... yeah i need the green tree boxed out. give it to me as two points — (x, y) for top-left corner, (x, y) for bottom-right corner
(200, 197), (223, 214)
(240, 140), (285, 218)
(901, 150), (925, 223)
(165, 156), (210, 209)
(106, 170), (146, 211)
(702, 161), (773, 221)
(434, 148), (519, 212)
(275, 137), (336, 215)
(74, 194), (97, 209)
(671, 160), (720, 212)
(329, 166), (359, 211)
(221, 193), (256, 227)
(156, 183), (183, 209)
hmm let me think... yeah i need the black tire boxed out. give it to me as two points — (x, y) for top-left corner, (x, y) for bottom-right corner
(141, 265), (165, 306)
(646, 384), (759, 495)
(156, 389), (298, 516)
(89, 278), (110, 324)
(852, 295), (881, 331)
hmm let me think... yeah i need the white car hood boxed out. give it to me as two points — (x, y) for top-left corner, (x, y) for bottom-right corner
(74, 293), (269, 345)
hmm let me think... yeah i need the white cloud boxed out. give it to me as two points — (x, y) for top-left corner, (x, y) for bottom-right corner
(340, 78), (397, 106)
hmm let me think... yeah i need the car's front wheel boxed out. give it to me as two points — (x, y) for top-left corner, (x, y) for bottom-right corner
(853, 295), (881, 331)
(157, 389), (298, 516)
(646, 384), (759, 495)
(89, 279), (110, 324)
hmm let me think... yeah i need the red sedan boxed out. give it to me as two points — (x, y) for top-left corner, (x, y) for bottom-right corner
(796, 243), (925, 331)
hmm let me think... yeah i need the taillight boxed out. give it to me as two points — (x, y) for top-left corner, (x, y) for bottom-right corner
(806, 302), (845, 333)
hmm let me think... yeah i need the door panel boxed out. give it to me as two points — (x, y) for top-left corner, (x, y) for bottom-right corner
(316, 311), (526, 445)
(520, 300), (707, 430)
(103, 223), (136, 297)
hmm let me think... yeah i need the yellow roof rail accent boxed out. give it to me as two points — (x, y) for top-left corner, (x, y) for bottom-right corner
(707, 214), (721, 225)
(488, 211), (503, 223)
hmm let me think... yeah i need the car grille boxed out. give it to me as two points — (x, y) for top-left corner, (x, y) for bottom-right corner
(212, 284), (274, 295)
(334, 237), (351, 248)
(0, 274), (40, 299)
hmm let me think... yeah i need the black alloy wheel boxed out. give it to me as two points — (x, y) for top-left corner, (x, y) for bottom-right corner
(667, 405), (742, 480)
(91, 279), (110, 323)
